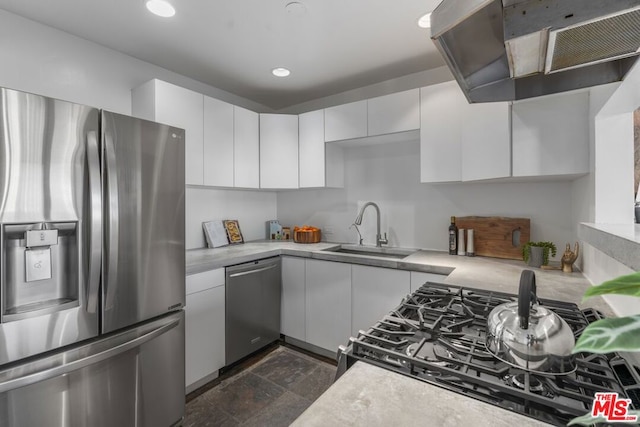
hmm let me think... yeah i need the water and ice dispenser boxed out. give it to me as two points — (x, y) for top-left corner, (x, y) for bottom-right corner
(1, 222), (79, 321)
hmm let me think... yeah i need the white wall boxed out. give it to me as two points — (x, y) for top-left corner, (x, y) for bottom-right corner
(186, 188), (277, 249)
(278, 67), (453, 114)
(574, 68), (638, 318)
(0, 9), (270, 114)
(582, 243), (637, 316)
(0, 9), (277, 251)
(277, 141), (577, 254)
(594, 112), (635, 224)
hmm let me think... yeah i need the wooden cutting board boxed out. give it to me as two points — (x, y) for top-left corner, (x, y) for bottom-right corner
(455, 216), (530, 260)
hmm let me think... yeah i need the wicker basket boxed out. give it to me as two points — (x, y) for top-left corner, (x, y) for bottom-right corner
(293, 229), (321, 243)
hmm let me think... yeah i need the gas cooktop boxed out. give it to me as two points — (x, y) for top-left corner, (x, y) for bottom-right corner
(337, 282), (640, 426)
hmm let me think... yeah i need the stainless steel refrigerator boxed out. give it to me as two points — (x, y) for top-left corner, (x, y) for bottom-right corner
(0, 87), (186, 426)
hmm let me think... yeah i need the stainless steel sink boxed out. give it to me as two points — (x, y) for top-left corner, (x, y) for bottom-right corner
(322, 245), (416, 259)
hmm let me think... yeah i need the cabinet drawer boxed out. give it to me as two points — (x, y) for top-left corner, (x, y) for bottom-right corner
(186, 268), (225, 295)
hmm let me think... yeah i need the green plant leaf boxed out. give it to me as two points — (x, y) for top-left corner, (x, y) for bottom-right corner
(583, 272), (640, 301)
(567, 412), (608, 426)
(572, 315), (640, 354)
(567, 410), (640, 426)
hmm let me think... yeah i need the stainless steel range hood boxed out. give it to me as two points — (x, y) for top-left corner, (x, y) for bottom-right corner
(431, 0), (640, 103)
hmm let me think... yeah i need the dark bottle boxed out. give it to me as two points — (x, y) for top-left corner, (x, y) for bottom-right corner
(449, 216), (458, 255)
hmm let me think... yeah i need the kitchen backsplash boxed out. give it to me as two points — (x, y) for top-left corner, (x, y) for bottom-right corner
(277, 141), (577, 255)
(186, 187), (277, 249)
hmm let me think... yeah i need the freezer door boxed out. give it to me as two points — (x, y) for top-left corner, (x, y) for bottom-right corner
(0, 311), (185, 427)
(101, 111), (185, 333)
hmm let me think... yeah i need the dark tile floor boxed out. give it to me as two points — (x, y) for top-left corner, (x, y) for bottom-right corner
(184, 344), (337, 426)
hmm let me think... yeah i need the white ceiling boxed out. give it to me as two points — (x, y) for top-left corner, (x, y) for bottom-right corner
(0, 0), (446, 110)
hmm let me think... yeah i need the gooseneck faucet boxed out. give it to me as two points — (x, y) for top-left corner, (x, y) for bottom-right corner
(354, 202), (388, 247)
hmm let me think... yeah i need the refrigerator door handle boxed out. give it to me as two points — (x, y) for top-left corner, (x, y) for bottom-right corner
(103, 131), (119, 310)
(86, 131), (102, 314)
(0, 314), (180, 394)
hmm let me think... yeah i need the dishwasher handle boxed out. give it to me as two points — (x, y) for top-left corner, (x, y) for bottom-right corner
(228, 263), (277, 278)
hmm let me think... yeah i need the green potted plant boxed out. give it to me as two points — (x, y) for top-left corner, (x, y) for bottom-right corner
(568, 271), (640, 425)
(522, 241), (557, 268)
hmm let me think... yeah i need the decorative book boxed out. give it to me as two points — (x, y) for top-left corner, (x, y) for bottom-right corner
(202, 220), (229, 248)
(223, 220), (244, 244)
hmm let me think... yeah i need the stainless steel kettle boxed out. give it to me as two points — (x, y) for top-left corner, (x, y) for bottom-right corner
(485, 270), (577, 374)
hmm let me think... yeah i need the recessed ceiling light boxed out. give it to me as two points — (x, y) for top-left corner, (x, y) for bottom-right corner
(418, 12), (432, 28)
(146, 0), (176, 17)
(272, 67), (291, 77)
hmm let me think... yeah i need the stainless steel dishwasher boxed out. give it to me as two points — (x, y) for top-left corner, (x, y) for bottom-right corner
(225, 257), (281, 365)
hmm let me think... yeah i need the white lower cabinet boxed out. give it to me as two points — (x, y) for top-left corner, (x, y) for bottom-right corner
(281, 256), (306, 341)
(410, 271), (449, 293)
(185, 269), (225, 393)
(351, 265), (410, 336)
(281, 258), (449, 355)
(305, 259), (351, 353)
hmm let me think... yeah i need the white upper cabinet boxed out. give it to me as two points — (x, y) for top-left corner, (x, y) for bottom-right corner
(512, 90), (589, 178)
(299, 110), (326, 188)
(461, 101), (511, 181)
(234, 106), (260, 188)
(259, 114), (299, 189)
(299, 110), (345, 188)
(420, 81), (465, 183)
(203, 96), (234, 187)
(132, 79), (204, 185)
(420, 81), (510, 183)
(324, 100), (367, 142)
(367, 89), (420, 136)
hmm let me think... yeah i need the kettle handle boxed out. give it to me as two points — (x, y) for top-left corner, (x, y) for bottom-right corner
(518, 270), (537, 329)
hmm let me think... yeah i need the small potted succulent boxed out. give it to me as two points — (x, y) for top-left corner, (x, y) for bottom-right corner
(522, 241), (557, 268)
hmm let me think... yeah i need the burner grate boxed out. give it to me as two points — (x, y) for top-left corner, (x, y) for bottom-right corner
(344, 282), (640, 427)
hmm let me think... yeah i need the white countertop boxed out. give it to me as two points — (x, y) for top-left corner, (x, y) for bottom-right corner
(291, 362), (552, 427)
(186, 240), (614, 315)
(579, 222), (640, 271)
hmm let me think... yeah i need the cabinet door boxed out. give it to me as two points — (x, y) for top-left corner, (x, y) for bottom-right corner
(234, 106), (260, 188)
(132, 79), (204, 186)
(324, 100), (367, 142)
(305, 259), (351, 353)
(281, 256), (305, 341)
(259, 114), (299, 189)
(410, 271), (448, 293)
(185, 284), (225, 390)
(367, 89), (420, 136)
(351, 265), (410, 336)
(203, 96), (234, 187)
(512, 90), (589, 177)
(153, 80), (204, 186)
(420, 82), (465, 183)
(461, 101), (511, 181)
(299, 110), (326, 188)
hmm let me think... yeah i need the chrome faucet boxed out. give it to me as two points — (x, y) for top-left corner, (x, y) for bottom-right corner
(354, 202), (388, 247)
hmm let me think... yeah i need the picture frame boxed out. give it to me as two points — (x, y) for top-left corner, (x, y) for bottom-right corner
(223, 219), (244, 244)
